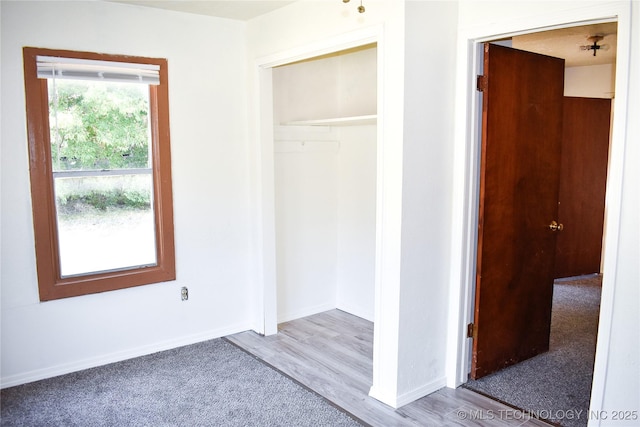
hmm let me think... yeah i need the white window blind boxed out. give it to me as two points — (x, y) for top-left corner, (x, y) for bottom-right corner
(36, 56), (160, 85)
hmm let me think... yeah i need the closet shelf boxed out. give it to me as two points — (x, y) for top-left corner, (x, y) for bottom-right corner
(282, 115), (377, 127)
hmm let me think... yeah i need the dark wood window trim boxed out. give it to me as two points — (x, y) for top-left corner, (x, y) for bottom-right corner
(23, 47), (175, 301)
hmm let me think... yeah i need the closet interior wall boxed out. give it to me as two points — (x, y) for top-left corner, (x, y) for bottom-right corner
(272, 45), (377, 323)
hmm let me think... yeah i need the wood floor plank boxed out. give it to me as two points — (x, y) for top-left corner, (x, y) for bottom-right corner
(226, 310), (553, 427)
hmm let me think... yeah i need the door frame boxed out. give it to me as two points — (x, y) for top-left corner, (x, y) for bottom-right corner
(446, 1), (632, 418)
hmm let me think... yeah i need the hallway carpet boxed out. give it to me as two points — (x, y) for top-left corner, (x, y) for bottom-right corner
(465, 275), (601, 427)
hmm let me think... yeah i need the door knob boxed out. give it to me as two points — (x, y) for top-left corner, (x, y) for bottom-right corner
(549, 220), (564, 232)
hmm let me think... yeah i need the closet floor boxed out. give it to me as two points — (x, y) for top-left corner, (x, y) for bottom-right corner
(226, 309), (552, 426)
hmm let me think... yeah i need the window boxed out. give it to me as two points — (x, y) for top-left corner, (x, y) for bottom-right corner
(23, 47), (175, 301)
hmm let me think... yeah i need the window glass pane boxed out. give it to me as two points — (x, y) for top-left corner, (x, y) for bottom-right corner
(54, 175), (156, 276)
(48, 79), (157, 277)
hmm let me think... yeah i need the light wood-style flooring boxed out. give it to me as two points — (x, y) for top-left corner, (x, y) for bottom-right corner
(226, 309), (552, 427)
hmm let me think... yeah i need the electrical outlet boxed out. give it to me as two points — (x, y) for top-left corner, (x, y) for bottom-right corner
(181, 286), (188, 301)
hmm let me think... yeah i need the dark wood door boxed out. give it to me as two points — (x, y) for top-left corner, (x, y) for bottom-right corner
(472, 44), (565, 379)
(555, 97), (611, 278)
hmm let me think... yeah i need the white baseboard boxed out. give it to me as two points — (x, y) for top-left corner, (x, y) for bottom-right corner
(277, 302), (336, 323)
(336, 301), (374, 322)
(369, 384), (399, 408)
(369, 376), (447, 408)
(396, 376), (448, 407)
(0, 322), (253, 389)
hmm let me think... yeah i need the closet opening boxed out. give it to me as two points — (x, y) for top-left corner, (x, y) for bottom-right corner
(272, 43), (378, 325)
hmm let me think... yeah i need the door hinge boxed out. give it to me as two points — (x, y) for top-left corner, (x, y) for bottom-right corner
(476, 75), (487, 92)
(467, 323), (475, 338)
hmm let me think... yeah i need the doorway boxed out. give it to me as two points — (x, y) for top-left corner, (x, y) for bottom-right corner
(461, 20), (618, 426)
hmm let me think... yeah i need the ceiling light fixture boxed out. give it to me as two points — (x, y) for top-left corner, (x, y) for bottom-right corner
(342, 0), (365, 14)
(580, 35), (607, 56)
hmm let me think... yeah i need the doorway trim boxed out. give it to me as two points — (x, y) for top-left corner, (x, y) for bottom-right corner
(251, 25), (383, 333)
(446, 1), (631, 418)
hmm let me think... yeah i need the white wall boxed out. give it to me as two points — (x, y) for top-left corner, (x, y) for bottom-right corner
(0, 1), (253, 387)
(336, 125), (377, 321)
(273, 59), (341, 124)
(565, 63), (616, 98)
(272, 123), (377, 323)
(597, 2), (639, 422)
(396, 0), (459, 403)
(273, 47), (377, 124)
(273, 127), (340, 321)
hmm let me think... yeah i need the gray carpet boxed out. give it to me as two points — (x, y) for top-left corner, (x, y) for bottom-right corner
(1, 338), (363, 427)
(465, 275), (602, 427)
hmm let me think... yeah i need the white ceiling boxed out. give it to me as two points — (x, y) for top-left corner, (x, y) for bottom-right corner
(109, 0), (297, 21)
